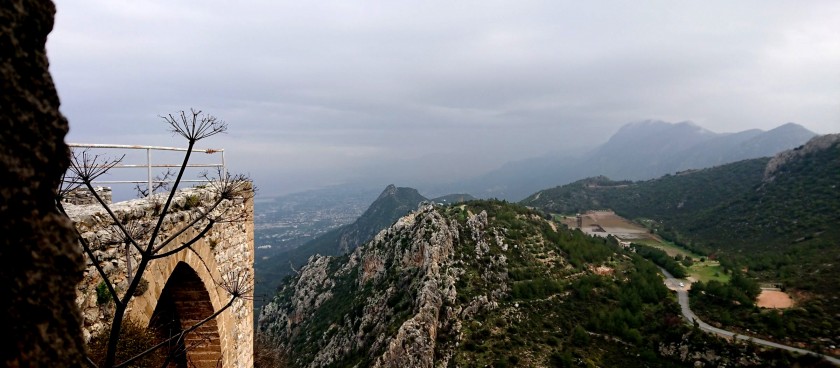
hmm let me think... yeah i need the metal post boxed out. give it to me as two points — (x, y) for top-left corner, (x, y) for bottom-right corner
(146, 148), (152, 197)
(222, 150), (226, 175)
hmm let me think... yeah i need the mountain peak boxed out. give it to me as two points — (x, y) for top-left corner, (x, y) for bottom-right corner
(766, 122), (814, 135)
(378, 184), (398, 199)
(375, 184), (423, 203)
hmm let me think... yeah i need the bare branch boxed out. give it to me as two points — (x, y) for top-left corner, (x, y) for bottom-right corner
(133, 169), (175, 198)
(161, 109), (227, 142)
(149, 169), (252, 255)
(146, 146), (194, 252)
(202, 168), (254, 202)
(220, 269), (254, 300)
(197, 169), (254, 223)
(151, 220), (215, 259)
(56, 201), (122, 307)
(107, 217), (146, 255)
(65, 149), (145, 254)
(57, 170), (83, 202)
(183, 246), (253, 302)
(152, 196), (224, 254)
(60, 110), (249, 367)
(80, 181), (145, 255)
(68, 149), (125, 183)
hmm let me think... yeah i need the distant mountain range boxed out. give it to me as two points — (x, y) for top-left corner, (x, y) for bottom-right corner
(444, 121), (816, 200)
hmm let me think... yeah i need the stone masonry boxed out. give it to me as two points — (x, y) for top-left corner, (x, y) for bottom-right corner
(64, 185), (254, 367)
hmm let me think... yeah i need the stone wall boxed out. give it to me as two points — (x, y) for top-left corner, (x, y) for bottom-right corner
(65, 185), (254, 367)
(62, 186), (113, 206)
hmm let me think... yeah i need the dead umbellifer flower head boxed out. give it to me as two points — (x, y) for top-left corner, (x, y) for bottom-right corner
(220, 269), (253, 300)
(202, 168), (253, 201)
(67, 149), (125, 183)
(162, 109), (227, 142)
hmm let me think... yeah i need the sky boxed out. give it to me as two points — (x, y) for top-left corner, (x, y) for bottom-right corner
(47, 1), (840, 196)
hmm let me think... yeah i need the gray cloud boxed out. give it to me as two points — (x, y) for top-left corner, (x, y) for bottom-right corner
(49, 0), (840, 195)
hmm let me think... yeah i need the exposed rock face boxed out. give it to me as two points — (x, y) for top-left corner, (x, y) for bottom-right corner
(262, 184), (430, 292)
(259, 202), (542, 367)
(0, 1), (86, 366)
(764, 133), (840, 181)
(336, 185), (428, 253)
(259, 204), (467, 368)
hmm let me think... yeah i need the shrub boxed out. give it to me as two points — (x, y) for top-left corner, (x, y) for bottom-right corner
(96, 281), (112, 305)
(572, 325), (590, 346)
(183, 194), (201, 210)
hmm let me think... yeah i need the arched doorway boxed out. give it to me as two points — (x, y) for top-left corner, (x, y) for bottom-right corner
(149, 262), (222, 367)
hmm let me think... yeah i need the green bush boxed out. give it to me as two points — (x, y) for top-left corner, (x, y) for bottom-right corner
(183, 194), (201, 210)
(96, 281), (112, 305)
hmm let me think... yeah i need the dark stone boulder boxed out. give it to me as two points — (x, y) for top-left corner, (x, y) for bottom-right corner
(1, 0), (86, 366)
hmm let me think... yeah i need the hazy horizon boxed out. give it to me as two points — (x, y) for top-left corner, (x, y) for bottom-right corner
(48, 1), (840, 196)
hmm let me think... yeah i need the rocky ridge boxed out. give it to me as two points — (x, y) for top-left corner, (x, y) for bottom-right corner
(764, 133), (840, 181)
(259, 201), (809, 367)
(259, 203), (467, 367)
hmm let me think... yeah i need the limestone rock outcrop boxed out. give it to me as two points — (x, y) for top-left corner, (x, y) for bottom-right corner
(764, 133), (840, 181)
(259, 203), (514, 367)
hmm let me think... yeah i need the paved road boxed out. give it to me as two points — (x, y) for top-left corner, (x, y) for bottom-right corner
(658, 267), (840, 366)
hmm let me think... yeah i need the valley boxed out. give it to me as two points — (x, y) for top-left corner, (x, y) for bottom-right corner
(254, 187), (380, 259)
(525, 134), (840, 359)
(259, 200), (832, 366)
(557, 210), (725, 284)
(253, 130), (840, 366)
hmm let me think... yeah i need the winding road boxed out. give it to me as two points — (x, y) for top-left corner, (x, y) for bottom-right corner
(659, 267), (840, 366)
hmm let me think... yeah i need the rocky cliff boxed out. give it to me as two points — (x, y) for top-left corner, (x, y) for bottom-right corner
(259, 201), (805, 367)
(1, 1), (86, 366)
(256, 185), (430, 309)
(260, 203), (462, 367)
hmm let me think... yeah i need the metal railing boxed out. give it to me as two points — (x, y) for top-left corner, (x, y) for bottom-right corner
(67, 143), (225, 196)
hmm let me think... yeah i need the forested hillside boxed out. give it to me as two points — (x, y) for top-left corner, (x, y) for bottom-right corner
(523, 158), (768, 235)
(524, 135), (840, 352)
(259, 201), (815, 367)
(523, 136), (839, 285)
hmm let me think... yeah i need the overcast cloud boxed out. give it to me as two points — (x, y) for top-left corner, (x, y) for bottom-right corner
(48, 1), (840, 196)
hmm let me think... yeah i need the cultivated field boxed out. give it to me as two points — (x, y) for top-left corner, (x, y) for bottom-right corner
(558, 210), (725, 283)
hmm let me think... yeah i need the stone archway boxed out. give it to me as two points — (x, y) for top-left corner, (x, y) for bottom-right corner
(69, 186), (255, 366)
(150, 262), (222, 368)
